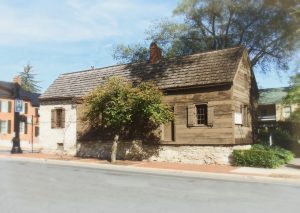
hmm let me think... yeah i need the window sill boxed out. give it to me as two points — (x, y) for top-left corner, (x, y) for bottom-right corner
(188, 124), (211, 128)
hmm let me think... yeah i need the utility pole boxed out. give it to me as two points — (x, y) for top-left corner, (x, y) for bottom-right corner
(31, 115), (34, 153)
(11, 80), (23, 154)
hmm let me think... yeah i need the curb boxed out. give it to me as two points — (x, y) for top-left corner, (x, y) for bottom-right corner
(1, 156), (300, 186)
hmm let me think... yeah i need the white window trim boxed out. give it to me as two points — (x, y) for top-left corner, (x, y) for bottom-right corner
(20, 122), (25, 134)
(0, 101), (9, 113)
(283, 106), (291, 118)
(0, 120), (8, 134)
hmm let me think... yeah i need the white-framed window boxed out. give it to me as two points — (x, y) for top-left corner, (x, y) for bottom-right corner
(283, 106), (291, 118)
(0, 120), (8, 134)
(0, 101), (12, 113)
(19, 121), (27, 134)
(20, 122), (25, 134)
(20, 102), (28, 114)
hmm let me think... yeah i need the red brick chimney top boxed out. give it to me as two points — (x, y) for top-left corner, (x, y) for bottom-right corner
(149, 42), (162, 64)
(13, 76), (22, 85)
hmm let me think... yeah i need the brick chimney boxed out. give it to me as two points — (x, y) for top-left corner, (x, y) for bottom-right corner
(149, 42), (162, 64)
(13, 76), (22, 85)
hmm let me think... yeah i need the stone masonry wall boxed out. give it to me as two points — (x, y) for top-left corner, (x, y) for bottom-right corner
(77, 140), (251, 165)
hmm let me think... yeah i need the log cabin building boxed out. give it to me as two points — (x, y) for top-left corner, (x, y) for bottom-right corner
(39, 45), (258, 164)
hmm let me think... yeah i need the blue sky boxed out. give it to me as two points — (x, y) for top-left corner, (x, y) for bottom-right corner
(0, 0), (298, 92)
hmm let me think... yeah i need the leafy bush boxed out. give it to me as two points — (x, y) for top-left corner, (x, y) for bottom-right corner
(233, 145), (294, 168)
(251, 144), (267, 151)
(272, 146), (294, 163)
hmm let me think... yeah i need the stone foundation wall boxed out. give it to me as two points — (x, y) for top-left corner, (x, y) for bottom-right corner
(77, 140), (251, 165)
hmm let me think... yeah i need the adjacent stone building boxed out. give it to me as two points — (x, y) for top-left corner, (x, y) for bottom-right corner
(39, 46), (257, 164)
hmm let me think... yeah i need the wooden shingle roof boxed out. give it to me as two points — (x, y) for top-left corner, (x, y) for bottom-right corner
(40, 46), (246, 100)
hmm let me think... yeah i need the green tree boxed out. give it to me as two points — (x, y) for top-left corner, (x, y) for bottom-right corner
(83, 77), (174, 163)
(284, 73), (300, 121)
(113, 0), (299, 72)
(19, 64), (41, 93)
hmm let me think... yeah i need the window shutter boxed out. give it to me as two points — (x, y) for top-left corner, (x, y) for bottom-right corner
(8, 101), (12, 113)
(25, 103), (28, 114)
(7, 120), (11, 134)
(51, 109), (56, 128)
(187, 104), (195, 127)
(35, 126), (39, 137)
(207, 106), (214, 126)
(24, 121), (28, 134)
(61, 109), (65, 128)
(242, 105), (248, 127)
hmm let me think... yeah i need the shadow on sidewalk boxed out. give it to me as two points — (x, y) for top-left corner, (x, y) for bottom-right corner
(286, 164), (300, 170)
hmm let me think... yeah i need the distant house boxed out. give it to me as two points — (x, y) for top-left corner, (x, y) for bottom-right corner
(258, 87), (298, 125)
(0, 77), (40, 147)
(39, 45), (258, 164)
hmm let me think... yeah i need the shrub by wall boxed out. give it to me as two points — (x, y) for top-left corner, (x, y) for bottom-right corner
(233, 145), (294, 168)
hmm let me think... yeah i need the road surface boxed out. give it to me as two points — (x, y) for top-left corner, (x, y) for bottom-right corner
(0, 159), (299, 213)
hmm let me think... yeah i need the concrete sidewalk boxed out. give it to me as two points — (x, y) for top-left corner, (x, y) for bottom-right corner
(0, 149), (300, 182)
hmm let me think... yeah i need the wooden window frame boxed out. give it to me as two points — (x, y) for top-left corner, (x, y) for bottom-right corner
(242, 104), (249, 127)
(195, 104), (208, 126)
(51, 108), (65, 129)
(187, 103), (214, 127)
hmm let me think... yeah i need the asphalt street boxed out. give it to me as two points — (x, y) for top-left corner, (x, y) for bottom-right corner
(0, 159), (299, 213)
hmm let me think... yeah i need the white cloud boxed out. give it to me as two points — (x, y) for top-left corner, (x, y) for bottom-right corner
(0, 0), (174, 45)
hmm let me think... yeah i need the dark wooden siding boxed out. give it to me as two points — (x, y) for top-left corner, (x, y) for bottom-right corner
(161, 85), (234, 145)
(232, 52), (256, 144)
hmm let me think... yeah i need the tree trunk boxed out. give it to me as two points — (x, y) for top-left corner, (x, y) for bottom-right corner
(111, 134), (119, 163)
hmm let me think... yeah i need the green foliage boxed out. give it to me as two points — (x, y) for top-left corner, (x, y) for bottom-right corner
(284, 74), (300, 121)
(112, 44), (149, 64)
(272, 146), (294, 163)
(19, 64), (41, 93)
(113, 0), (299, 73)
(83, 77), (174, 137)
(233, 149), (284, 168)
(233, 145), (294, 168)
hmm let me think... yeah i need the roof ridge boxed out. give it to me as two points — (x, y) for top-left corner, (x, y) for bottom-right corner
(60, 46), (245, 76)
(41, 46), (247, 100)
(259, 86), (290, 91)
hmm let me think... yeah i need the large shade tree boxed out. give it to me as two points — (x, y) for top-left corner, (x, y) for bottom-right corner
(113, 0), (300, 72)
(83, 77), (174, 163)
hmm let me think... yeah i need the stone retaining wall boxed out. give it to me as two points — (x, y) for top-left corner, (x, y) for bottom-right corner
(76, 140), (251, 165)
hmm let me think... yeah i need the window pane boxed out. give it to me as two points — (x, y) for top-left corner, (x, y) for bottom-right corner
(56, 109), (63, 127)
(20, 122), (25, 134)
(20, 102), (25, 114)
(196, 105), (207, 125)
(0, 121), (8, 134)
(1, 101), (8, 113)
(283, 106), (291, 118)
